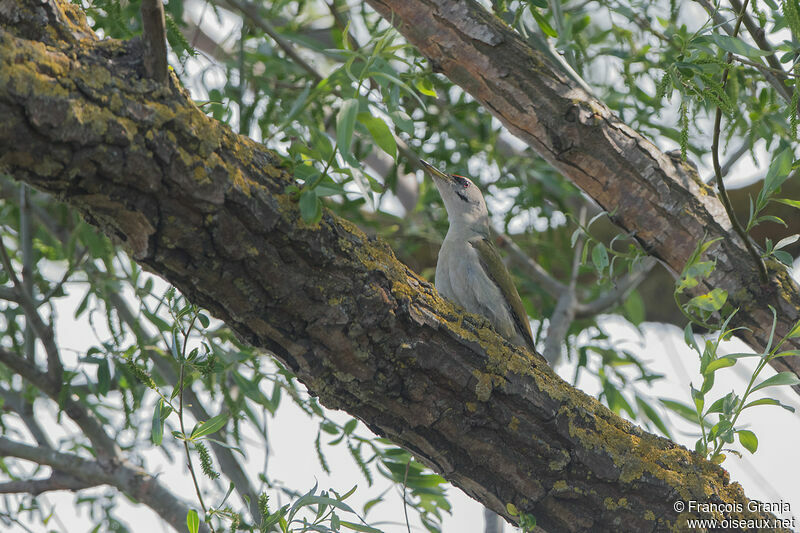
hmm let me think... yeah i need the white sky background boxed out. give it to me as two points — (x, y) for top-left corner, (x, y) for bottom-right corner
(5, 1), (800, 532)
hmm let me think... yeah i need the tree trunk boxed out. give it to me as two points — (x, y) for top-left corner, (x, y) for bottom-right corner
(0, 1), (791, 531)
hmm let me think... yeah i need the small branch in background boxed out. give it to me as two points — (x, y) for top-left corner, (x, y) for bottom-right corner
(695, 0), (792, 102)
(0, 387), (51, 448)
(0, 435), (208, 533)
(0, 234), (63, 383)
(19, 185), (34, 362)
(222, 0), (322, 83)
(0, 472), (97, 496)
(0, 346), (118, 459)
(141, 0), (169, 82)
(543, 209), (585, 365)
(496, 234), (567, 298)
(728, 0), (793, 100)
(483, 507), (503, 533)
(707, 141), (750, 183)
(574, 257), (657, 319)
(710, 0), (769, 283)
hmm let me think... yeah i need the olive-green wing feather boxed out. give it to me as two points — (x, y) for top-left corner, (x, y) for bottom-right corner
(469, 237), (535, 350)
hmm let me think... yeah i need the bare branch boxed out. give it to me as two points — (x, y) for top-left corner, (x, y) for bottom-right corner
(0, 346), (118, 459)
(0, 387), (51, 448)
(496, 234), (567, 298)
(543, 209), (585, 365)
(222, 0), (322, 83)
(0, 436), (206, 533)
(140, 0), (169, 82)
(0, 234), (63, 383)
(575, 257), (658, 319)
(19, 185), (34, 362)
(0, 472), (97, 496)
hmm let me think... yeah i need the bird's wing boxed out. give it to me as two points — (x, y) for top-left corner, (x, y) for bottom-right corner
(469, 237), (535, 350)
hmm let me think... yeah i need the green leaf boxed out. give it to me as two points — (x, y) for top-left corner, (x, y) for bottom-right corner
(764, 147), (793, 195)
(777, 347), (800, 357)
(742, 397), (795, 412)
(591, 243), (609, 274)
(635, 396), (672, 438)
(343, 418), (358, 435)
(708, 34), (771, 59)
(97, 359), (110, 396)
(774, 234), (799, 250)
(530, 6), (558, 37)
(186, 509), (199, 533)
(703, 357), (736, 374)
(357, 112), (397, 160)
(339, 520), (383, 533)
(684, 324), (699, 352)
(751, 371), (800, 393)
(691, 386), (704, 413)
(687, 288), (728, 312)
(737, 429), (758, 453)
(705, 397), (726, 414)
(191, 413), (228, 440)
(299, 189), (322, 224)
(623, 291), (645, 326)
(414, 77), (437, 97)
(772, 197), (800, 209)
(337, 98), (360, 159)
(152, 400), (164, 446)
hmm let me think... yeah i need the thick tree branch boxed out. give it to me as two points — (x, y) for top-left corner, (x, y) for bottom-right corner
(0, 1), (792, 531)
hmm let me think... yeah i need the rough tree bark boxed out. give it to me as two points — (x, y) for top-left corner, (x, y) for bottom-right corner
(0, 0), (793, 531)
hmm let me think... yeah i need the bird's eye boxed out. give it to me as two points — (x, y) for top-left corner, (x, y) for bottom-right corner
(453, 175), (470, 188)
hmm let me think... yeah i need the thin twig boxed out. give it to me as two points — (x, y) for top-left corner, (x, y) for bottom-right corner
(141, 0), (169, 82)
(728, 0), (792, 96)
(0, 473), (96, 495)
(0, 387), (51, 448)
(0, 233), (63, 383)
(695, 0), (792, 102)
(402, 459), (411, 533)
(19, 185), (34, 362)
(574, 257), (657, 318)
(710, 0), (769, 283)
(543, 208), (585, 365)
(177, 314), (210, 521)
(495, 234), (567, 299)
(223, 0), (322, 83)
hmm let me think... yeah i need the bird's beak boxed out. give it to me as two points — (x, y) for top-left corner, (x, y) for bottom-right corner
(419, 159), (452, 183)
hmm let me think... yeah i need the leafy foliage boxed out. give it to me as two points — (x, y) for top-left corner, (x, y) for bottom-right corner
(2, 0), (800, 531)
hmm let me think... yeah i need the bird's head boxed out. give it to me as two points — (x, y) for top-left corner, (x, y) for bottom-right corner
(420, 159), (489, 234)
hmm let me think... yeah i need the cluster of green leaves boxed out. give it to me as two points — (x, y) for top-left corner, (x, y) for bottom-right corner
(666, 310), (800, 464)
(749, 146), (800, 266)
(674, 237), (729, 329)
(671, 236), (800, 464)
(253, 483), (381, 533)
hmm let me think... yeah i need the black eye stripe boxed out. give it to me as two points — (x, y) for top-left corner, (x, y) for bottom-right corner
(455, 190), (469, 202)
(452, 175), (470, 188)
